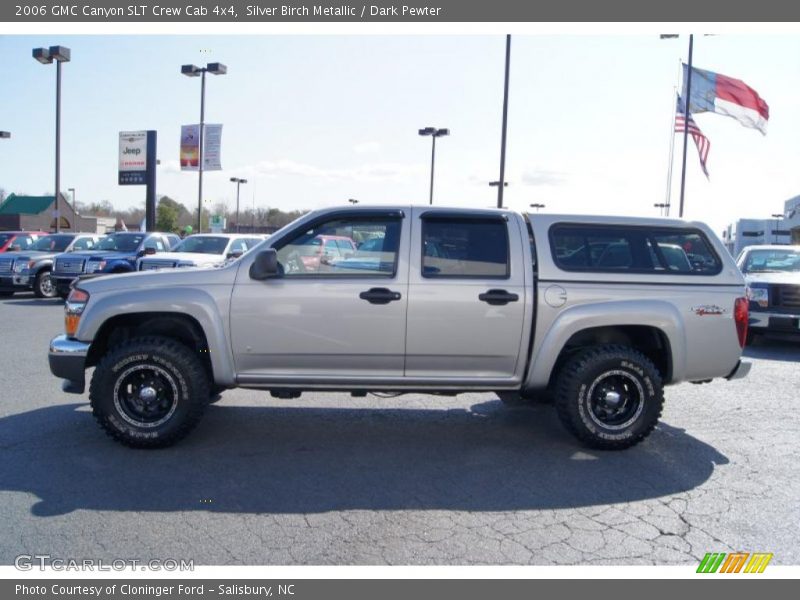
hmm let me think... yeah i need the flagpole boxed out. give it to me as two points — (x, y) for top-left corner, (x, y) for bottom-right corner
(664, 87), (678, 217)
(678, 34), (694, 218)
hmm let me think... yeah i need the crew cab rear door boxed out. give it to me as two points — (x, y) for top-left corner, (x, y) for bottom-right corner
(404, 209), (528, 379)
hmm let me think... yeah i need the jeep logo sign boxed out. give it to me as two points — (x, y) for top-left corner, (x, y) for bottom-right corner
(119, 130), (148, 185)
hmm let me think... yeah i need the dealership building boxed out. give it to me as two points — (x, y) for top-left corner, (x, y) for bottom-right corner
(723, 194), (800, 257)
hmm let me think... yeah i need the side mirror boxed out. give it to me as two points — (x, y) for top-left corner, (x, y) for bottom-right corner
(144, 247), (157, 255)
(226, 251), (244, 260)
(249, 249), (281, 280)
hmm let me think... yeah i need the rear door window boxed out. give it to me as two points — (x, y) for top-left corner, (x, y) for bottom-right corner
(421, 217), (509, 278)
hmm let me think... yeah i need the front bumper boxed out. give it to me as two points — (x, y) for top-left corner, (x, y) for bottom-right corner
(49, 334), (90, 394)
(749, 310), (800, 336)
(0, 275), (31, 291)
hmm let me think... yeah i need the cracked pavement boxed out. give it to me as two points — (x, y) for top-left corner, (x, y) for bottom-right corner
(0, 294), (798, 565)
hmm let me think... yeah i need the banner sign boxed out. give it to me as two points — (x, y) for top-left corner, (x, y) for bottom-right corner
(203, 124), (223, 171)
(180, 124), (200, 170)
(180, 124), (222, 171)
(118, 130), (147, 185)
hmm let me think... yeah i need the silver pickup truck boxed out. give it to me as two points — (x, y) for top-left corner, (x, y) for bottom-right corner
(48, 206), (752, 450)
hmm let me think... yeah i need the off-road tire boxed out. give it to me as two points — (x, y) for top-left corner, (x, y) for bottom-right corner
(554, 344), (663, 450)
(33, 270), (56, 298)
(89, 336), (210, 448)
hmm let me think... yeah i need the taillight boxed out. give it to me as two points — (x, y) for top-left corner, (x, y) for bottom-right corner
(65, 288), (90, 337)
(734, 296), (749, 348)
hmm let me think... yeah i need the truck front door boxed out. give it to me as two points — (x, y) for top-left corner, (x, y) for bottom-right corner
(230, 210), (409, 379)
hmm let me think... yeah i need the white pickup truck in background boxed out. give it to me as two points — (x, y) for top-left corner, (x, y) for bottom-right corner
(49, 206), (751, 450)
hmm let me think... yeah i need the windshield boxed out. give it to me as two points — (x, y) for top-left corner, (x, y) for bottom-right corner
(742, 249), (800, 273)
(173, 236), (229, 254)
(95, 234), (144, 252)
(30, 235), (72, 252)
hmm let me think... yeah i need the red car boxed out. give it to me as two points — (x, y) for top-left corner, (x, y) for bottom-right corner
(286, 234), (358, 272)
(0, 231), (48, 253)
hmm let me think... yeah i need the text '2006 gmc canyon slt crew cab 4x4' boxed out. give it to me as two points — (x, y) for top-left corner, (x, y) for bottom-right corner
(48, 206), (752, 450)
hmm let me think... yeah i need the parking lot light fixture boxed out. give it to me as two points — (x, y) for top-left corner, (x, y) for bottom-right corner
(654, 202), (670, 216)
(0, 131), (10, 139)
(33, 44), (70, 233)
(348, 198), (359, 205)
(418, 127), (449, 205)
(529, 203), (546, 212)
(230, 177), (247, 232)
(182, 62), (228, 233)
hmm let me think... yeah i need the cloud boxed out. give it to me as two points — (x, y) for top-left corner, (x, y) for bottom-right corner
(247, 159), (424, 183)
(158, 160), (183, 174)
(521, 169), (568, 186)
(353, 141), (382, 154)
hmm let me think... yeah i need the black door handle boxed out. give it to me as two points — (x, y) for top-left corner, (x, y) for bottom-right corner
(359, 287), (402, 305)
(479, 289), (519, 306)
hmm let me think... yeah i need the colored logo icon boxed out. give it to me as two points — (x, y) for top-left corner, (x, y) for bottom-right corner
(697, 552), (773, 573)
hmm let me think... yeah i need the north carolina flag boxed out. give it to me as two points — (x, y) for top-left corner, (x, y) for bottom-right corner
(683, 64), (769, 135)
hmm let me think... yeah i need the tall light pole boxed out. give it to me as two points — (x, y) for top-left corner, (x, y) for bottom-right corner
(489, 181), (508, 198)
(182, 62), (227, 233)
(771, 213), (784, 244)
(497, 34), (511, 209)
(529, 203), (546, 212)
(230, 177), (247, 232)
(418, 127), (449, 205)
(33, 45), (70, 233)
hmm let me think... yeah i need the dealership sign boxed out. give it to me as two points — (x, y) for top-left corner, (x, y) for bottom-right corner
(118, 131), (148, 185)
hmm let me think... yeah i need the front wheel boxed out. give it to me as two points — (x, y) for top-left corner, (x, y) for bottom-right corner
(554, 345), (663, 450)
(33, 270), (57, 298)
(89, 336), (210, 448)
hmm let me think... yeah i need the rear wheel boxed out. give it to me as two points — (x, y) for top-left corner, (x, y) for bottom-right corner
(33, 270), (57, 298)
(89, 336), (210, 448)
(554, 345), (663, 450)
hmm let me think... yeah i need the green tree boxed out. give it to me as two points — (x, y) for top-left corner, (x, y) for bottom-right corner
(156, 202), (179, 232)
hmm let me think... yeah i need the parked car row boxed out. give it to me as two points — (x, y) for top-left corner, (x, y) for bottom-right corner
(0, 231), (267, 299)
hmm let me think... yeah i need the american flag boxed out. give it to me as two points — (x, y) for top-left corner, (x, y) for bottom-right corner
(676, 94), (710, 178)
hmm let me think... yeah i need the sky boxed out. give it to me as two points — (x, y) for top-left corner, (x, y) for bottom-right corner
(1, 33), (800, 234)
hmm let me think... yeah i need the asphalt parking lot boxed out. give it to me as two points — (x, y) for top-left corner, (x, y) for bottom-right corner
(0, 292), (798, 566)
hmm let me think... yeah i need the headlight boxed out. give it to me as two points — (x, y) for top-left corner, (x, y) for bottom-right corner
(85, 260), (106, 273)
(747, 286), (769, 308)
(13, 261), (29, 273)
(65, 288), (90, 337)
